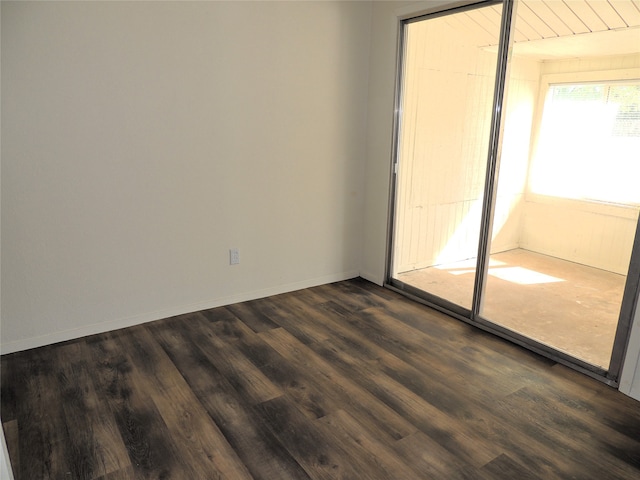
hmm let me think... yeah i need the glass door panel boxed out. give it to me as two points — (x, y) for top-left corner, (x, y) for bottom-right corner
(391, 2), (502, 309)
(480, 5), (640, 369)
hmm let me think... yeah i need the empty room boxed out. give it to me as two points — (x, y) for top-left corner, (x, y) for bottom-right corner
(2, 1), (640, 479)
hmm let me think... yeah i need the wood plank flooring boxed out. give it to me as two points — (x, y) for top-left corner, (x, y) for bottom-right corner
(2, 278), (640, 479)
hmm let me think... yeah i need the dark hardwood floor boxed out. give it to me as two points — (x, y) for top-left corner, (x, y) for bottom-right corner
(2, 278), (640, 479)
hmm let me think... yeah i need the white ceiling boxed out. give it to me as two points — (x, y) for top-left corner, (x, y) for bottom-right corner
(462, 0), (640, 60)
(511, 25), (640, 58)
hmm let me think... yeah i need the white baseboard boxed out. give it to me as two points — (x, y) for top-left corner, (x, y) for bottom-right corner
(1, 271), (359, 355)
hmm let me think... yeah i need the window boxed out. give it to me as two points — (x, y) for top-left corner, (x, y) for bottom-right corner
(529, 81), (640, 205)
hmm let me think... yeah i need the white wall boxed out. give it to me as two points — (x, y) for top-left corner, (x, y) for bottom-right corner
(1, 1), (372, 352)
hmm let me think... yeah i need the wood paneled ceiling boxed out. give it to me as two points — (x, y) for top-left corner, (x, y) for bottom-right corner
(457, 0), (640, 58)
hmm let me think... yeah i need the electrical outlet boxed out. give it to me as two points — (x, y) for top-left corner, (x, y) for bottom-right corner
(229, 248), (240, 265)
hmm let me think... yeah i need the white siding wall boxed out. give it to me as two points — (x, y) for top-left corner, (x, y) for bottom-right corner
(393, 17), (500, 273)
(491, 56), (541, 253)
(521, 197), (639, 275)
(521, 53), (640, 275)
(393, 17), (541, 273)
(396, 48), (640, 276)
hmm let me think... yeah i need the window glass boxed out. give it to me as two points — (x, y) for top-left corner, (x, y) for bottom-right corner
(529, 82), (640, 205)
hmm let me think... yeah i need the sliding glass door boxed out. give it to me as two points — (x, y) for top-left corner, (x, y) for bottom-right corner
(388, 0), (640, 383)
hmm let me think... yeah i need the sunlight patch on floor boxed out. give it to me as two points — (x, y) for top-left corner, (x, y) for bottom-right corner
(487, 266), (565, 285)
